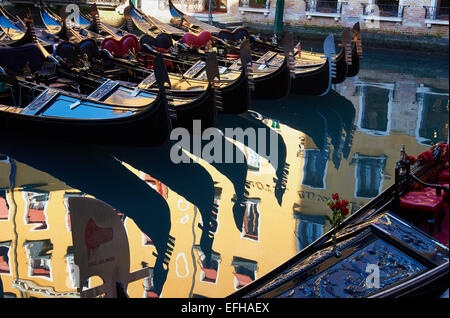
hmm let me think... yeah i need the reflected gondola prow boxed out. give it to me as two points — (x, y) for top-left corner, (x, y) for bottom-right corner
(68, 197), (157, 298)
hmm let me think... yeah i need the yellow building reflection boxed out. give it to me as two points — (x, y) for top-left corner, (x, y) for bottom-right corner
(0, 65), (448, 298)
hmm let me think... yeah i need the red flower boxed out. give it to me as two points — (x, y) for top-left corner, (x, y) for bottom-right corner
(341, 207), (350, 215)
(332, 202), (341, 210)
(341, 200), (349, 207)
(332, 193), (339, 200)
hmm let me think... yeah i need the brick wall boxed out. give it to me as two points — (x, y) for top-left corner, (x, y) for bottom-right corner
(229, 0), (449, 37)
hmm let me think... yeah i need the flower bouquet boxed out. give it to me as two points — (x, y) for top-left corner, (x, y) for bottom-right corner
(326, 193), (350, 257)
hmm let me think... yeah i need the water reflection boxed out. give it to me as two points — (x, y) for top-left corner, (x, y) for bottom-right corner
(0, 51), (448, 298)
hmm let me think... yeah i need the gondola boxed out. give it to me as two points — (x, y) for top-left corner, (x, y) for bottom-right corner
(130, 1), (339, 96)
(126, 1), (291, 100)
(0, 36), (219, 139)
(0, 44), (171, 146)
(0, 6), (39, 47)
(167, 0), (360, 82)
(34, 1), (250, 114)
(229, 144), (449, 298)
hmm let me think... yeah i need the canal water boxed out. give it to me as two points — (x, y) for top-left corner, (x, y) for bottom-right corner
(0, 47), (448, 298)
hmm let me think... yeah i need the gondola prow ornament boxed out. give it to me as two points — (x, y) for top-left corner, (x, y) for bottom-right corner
(68, 197), (151, 298)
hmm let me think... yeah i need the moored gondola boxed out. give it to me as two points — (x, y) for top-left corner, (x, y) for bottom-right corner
(0, 40), (220, 139)
(229, 143), (449, 298)
(0, 45), (171, 146)
(126, 1), (291, 100)
(166, 0), (361, 81)
(32, 2), (250, 114)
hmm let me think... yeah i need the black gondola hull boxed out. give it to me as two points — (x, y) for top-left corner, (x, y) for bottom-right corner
(347, 43), (360, 77)
(332, 49), (347, 84)
(291, 59), (331, 96)
(0, 92), (171, 146)
(219, 69), (250, 114)
(170, 85), (217, 132)
(252, 58), (290, 100)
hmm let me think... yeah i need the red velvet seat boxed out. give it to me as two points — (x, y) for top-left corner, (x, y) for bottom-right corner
(400, 191), (444, 215)
(101, 37), (123, 56)
(120, 34), (140, 56)
(182, 31), (213, 48)
(439, 169), (449, 183)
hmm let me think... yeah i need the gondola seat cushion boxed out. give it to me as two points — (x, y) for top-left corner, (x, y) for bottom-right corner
(55, 42), (79, 65)
(182, 31), (213, 48)
(101, 37), (122, 57)
(439, 169), (449, 183)
(0, 44), (45, 75)
(400, 191), (444, 214)
(120, 34), (140, 56)
(79, 39), (100, 61)
(217, 27), (250, 44)
(417, 150), (433, 163)
(140, 33), (173, 52)
(422, 185), (449, 200)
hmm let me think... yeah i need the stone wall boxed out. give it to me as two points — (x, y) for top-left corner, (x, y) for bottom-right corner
(229, 0), (449, 37)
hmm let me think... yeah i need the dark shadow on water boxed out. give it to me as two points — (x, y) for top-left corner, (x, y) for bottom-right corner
(250, 90), (356, 170)
(216, 112), (289, 206)
(0, 136), (223, 296)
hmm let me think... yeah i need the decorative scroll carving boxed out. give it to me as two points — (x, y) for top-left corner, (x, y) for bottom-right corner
(281, 240), (425, 298)
(21, 88), (58, 115)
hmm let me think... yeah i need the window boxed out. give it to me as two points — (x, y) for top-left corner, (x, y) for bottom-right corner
(239, 0), (271, 16)
(436, 0), (449, 19)
(204, 0), (228, 12)
(302, 149), (329, 189)
(361, 0), (407, 22)
(161, 0), (227, 13)
(415, 85), (449, 145)
(424, 0), (449, 26)
(357, 82), (394, 136)
(305, 0), (347, 20)
(352, 154), (387, 198)
(376, 0), (399, 17)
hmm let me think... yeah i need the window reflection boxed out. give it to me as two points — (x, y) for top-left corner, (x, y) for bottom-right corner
(24, 192), (49, 231)
(232, 257), (257, 290)
(142, 173), (168, 199)
(241, 198), (260, 241)
(23, 239), (53, 279)
(142, 262), (157, 298)
(357, 83), (394, 135)
(302, 149), (328, 189)
(416, 85), (449, 145)
(64, 192), (87, 232)
(351, 153), (387, 198)
(245, 146), (261, 172)
(0, 241), (11, 274)
(0, 190), (9, 221)
(294, 214), (325, 252)
(195, 246), (221, 284)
